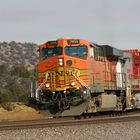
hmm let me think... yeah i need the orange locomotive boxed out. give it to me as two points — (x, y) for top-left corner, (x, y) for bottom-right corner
(30, 38), (140, 116)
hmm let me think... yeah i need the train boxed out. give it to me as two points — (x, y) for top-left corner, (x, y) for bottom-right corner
(30, 38), (140, 116)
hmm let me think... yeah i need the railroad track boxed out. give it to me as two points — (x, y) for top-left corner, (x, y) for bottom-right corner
(0, 112), (140, 130)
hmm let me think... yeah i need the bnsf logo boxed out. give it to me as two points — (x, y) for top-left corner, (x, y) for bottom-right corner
(41, 70), (78, 77)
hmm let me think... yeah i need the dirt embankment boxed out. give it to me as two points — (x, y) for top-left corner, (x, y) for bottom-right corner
(0, 102), (46, 121)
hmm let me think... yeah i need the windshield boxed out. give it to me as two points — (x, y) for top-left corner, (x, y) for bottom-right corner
(41, 47), (62, 60)
(65, 46), (88, 59)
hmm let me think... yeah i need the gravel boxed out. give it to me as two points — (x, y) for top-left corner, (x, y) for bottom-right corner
(0, 121), (140, 140)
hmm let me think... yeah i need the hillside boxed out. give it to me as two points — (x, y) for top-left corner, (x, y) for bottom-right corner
(0, 41), (38, 104)
(0, 41), (38, 70)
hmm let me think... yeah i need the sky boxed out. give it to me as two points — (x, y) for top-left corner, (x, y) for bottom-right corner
(0, 0), (140, 49)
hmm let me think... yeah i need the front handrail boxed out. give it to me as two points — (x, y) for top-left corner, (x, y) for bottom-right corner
(35, 73), (49, 100)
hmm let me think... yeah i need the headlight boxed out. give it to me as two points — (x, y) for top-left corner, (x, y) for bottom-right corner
(59, 58), (63, 66)
(45, 83), (50, 88)
(83, 91), (87, 94)
(71, 82), (76, 86)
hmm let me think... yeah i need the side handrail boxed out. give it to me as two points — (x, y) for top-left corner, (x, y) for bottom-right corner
(71, 71), (91, 96)
(35, 73), (49, 100)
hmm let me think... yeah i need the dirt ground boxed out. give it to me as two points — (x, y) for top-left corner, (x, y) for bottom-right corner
(0, 102), (47, 121)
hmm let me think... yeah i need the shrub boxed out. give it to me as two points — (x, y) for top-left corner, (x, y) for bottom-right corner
(10, 66), (30, 78)
(0, 65), (7, 75)
(0, 66), (36, 104)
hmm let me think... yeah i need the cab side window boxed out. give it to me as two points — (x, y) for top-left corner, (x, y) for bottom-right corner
(94, 46), (104, 61)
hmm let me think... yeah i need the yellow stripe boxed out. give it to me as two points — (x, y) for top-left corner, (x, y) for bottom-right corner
(38, 67), (88, 78)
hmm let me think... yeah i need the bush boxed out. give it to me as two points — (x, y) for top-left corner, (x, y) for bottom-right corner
(10, 66), (30, 78)
(0, 81), (28, 103)
(0, 66), (35, 104)
(7, 81), (28, 102)
(0, 88), (11, 103)
(0, 64), (7, 75)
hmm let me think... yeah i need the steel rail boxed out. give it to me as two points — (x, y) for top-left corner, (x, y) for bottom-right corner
(0, 114), (140, 130)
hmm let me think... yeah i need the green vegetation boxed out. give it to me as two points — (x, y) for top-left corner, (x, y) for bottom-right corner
(0, 64), (36, 104)
(0, 65), (7, 75)
(10, 66), (30, 78)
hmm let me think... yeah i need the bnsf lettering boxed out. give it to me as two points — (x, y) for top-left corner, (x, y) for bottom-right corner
(43, 70), (78, 77)
(56, 71), (63, 76)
